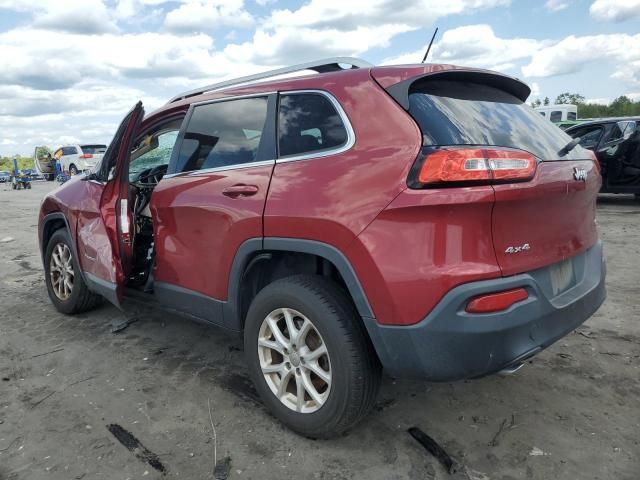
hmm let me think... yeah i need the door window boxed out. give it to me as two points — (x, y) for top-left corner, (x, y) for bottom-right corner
(278, 93), (348, 158)
(604, 123), (624, 143)
(174, 96), (269, 173)
(129, 126), (180, 181)
(575, 126), (603, 149)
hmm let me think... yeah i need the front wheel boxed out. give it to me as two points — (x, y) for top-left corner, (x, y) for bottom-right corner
(44, 229), (101, 314)
(244, 275), (381, 438)
(69, 164), (78, 175)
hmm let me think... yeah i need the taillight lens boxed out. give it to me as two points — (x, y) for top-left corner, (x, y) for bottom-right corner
(414, 147), (537, 186)
(588, 150), (601, 174)
(80, 154), (93, 159)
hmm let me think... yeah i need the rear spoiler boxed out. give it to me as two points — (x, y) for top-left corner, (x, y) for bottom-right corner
(373, 66), (531, 110)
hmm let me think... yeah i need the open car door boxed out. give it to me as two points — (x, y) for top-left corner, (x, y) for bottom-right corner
(75, 101), (144, 308)
(33, 146), (55, 180)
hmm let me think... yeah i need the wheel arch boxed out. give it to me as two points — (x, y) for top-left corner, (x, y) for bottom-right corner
(224, 238), (375, 331)
(40, 212), (87, 283)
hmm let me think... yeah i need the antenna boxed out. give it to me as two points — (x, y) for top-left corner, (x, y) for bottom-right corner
(421, 27), (439, 63)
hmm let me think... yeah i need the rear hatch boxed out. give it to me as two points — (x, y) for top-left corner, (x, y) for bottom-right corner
(379, 70), (600, 277)
(80, 144), (107, 167)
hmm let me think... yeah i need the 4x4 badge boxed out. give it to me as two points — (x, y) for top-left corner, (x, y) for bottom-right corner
(574, 167), (587, 182)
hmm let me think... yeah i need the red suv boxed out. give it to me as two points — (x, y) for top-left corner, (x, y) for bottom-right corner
(38, 58), (606, 438)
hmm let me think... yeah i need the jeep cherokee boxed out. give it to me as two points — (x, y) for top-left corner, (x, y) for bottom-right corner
(38, 57), (606, 438)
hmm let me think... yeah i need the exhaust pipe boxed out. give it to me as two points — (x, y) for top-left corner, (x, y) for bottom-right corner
(498, 362), (524, 376)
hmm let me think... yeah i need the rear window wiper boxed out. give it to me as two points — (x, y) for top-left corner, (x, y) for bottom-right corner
(558, 137), (581, 157)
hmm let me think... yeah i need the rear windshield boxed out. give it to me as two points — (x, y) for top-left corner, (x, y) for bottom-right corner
(80, 144), (107, 154)
(408, 80), (590, 160)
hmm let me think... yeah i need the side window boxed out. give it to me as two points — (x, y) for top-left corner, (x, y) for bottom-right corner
(539, 111), (546, 117)
(567, 112), (577, 121)
(550, 111), (562, 122)
(129, 130), (180, 181)
(577, 127), (603, 149)
(604, 123), (624, 143)
(278, 93), (348, 158)
(622, 121), (637, 139)
(175, 97), (268, 173)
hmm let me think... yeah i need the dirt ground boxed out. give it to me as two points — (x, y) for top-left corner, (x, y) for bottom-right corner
(0, 180), (638, 480)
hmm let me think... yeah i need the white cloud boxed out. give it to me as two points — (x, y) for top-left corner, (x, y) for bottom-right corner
(522, 33), (640, 88)
(0, 0), (119, 34)
(265, 0), (510, 31)
(384, 24), (543, 73)
(584, 97), (611, 105)
(164, 0), (254, 33)
(544, 0), (570, 12)
(225, 24), (412, 66)
(590, 0), (640, 22)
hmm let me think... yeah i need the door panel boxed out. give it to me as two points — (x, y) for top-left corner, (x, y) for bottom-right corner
(151, 163), (274, 301)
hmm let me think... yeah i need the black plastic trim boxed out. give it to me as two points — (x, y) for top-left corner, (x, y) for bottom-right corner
(223, 237), (375, 331)
(154, 281), (225, 326)
(84, 272), (120, 307)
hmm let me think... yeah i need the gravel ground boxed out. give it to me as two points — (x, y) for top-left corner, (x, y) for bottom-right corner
(0, 181), (638, 480)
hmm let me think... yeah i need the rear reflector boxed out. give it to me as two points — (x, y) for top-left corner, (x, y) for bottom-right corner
(79, 154), (93, 159)
(466, 288), (529, 314)
(416, 148), (537, 185)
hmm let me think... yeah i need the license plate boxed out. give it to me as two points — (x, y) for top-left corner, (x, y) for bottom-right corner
(550, 258), (574, 295)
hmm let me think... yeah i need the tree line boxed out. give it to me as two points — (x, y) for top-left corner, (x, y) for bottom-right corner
(531, 93), (640, 118)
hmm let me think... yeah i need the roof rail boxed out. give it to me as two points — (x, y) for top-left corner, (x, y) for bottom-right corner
(167, 57), (373, 104)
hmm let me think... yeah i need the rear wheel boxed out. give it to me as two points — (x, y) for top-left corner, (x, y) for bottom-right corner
(44, 229), (101, 314)
(69, 164), (78, 175)
(244, 275), (381, 438)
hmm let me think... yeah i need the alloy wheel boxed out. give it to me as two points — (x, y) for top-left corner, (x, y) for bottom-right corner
(257, 308), (332, 413)
(49, 243), (74, 300)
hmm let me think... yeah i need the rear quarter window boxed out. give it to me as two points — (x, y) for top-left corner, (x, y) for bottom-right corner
(408, 80), (590, 161)
(278, 93), (349, 158)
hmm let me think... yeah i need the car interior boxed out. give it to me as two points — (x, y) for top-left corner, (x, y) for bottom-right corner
(127, 118), (182, 288)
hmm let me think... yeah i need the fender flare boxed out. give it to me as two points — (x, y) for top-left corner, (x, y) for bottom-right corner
(223, 237), (376, 330)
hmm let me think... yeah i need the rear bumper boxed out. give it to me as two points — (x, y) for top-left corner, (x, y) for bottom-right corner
(364, 242), (606, 380)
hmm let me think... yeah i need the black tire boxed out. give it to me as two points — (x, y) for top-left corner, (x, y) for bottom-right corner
(244, 275), (381, 438)
(26, 183), (31, 189)
(69, 164), (78, 175)
(44, 229), (102, 314)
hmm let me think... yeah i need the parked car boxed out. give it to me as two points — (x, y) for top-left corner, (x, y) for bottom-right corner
(38, 58), (606, 438)
(566, 117), (640, 199)
(52, 144), (107, 175)
(0, 170), (10, 182)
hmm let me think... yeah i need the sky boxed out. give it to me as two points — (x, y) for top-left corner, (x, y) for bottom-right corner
(1, 0), (640, 156)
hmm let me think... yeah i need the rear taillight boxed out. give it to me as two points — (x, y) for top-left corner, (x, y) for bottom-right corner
(466, 288), (529, 314)
(79, 154), (93, 159)
(588, 150), (601, 174)
(412, 147), (537, 187)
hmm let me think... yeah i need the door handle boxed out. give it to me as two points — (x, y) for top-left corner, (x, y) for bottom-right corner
(222, 184), (259, 197)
